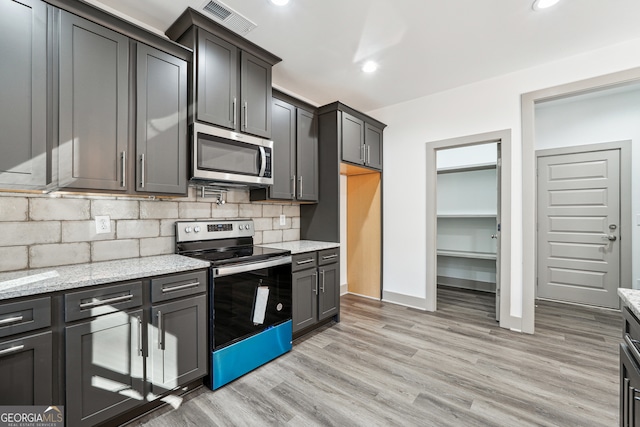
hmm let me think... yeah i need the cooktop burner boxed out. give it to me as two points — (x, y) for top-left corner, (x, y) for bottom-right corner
(182, 245), (289, 267)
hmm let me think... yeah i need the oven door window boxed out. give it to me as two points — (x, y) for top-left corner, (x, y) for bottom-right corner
(197, 133), (261, 176)
(213, 263), (292, 350)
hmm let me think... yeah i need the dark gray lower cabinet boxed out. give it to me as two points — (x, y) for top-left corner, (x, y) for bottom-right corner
(292, 250), (339, 335)
(0, 331), (53, 405)
(149, 295), (207, 395)
(66, 309), (145, 427)
(318, 263), (339, 321)
(292, 269), (318, 332)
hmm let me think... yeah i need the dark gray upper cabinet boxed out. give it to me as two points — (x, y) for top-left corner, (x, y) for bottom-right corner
(240, 52), (272, 138)
(136, 43), (188, 195)
(193, 29), (271, 138)
(166, 8), (281, 138)
(196, 30), (237, 129)
(324, 103), (385, 171)
(364, 123), (383, 170)
(296, 108), (319, 201)
(251, 92), (318, 202)
(267, 98), (296, 200)
(58, 10), (129, 191)
(0, 0), (48, 189)
(341, 112), (365, 165)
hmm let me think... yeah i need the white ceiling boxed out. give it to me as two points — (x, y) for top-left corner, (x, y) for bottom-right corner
(89, 0), (640, 112)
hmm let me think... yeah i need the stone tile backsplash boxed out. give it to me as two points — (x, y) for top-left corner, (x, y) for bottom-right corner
(0, 188), (300, 272)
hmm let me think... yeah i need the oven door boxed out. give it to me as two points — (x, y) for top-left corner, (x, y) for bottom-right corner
(212, 256), (292, 350)
(193, 123), (273, 186)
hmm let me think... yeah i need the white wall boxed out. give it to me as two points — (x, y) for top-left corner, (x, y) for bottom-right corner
(535, 86), (640, 288)
(368, 36), (640, 329)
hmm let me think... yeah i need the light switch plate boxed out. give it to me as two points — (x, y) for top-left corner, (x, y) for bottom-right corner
(95, 215), (111, 234)
(279, 214), (286, 226)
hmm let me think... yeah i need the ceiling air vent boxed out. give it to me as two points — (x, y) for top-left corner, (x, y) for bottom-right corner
(201, 0), (257, 36)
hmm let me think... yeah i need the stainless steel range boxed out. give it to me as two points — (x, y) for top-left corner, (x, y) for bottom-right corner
(175, 219), (292, 390)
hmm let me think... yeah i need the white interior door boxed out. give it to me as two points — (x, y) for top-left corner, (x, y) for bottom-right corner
(537, 149), (621, 308)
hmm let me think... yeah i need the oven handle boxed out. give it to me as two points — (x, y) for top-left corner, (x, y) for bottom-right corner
(213, 255), (292, 277)
(625, 334), (640, 364)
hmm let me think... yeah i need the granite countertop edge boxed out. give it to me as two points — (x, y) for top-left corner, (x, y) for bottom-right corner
(0, 255), (211, 301)
(258, 240), (340, 254)
(619, 288), (640, 319)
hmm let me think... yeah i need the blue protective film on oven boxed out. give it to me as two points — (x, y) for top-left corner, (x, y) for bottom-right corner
(211, 320), (292, 390)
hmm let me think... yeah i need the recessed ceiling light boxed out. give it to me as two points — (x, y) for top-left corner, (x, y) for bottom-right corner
(532, 0), (560, 11)
(362, 61), (378, 73)
(270, 0), (289, 6)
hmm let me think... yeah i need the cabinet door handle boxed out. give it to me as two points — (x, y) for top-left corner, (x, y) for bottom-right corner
(298, 176), (303, 199)
(140, 154), (145, 188)
(296, 258), (314, 265)
(121, 151), (127, 187)
(320, 270), (325, 293)
(0, 344), (24, 356)
(233, 98), (237, 127)
(243, 101), (248, 130)
(292, 174), (296, 198)
(313, 272), (318, 295)
(161, 282), (200, 293)
(137, 316), (143, 356)
(625, 378), (631, 427)
(157, 311), (164, 350)
(366, 145), (371, 164)
(79, 293), (133, 309)
(360, 144), (365, 162)
(322, 254), (338, 261)
(0, 315), (24, 326)
(631, 384), (636, 426)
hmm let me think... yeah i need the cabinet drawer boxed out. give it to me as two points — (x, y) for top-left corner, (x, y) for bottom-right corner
(292, 252), (317, 272)
(318, 248), (339, 266)
(0, 297), (51, 339)
(151, 270), (207, 303)
(65, 282), (143, 322)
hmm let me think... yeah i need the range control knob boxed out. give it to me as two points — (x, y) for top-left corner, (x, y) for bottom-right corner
(245, 224), (251, 230)
(185, 226), (192, 233)
(194, 226), (201, 233)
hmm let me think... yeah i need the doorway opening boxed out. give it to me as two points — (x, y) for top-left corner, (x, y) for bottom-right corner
(522, 71), (640, 333)
(425, 129), (513, 330)
(436, 143), (500, 320)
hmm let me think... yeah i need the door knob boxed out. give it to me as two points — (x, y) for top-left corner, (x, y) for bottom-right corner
(603, 234), (617, 242)
(491, 234), (498, 239)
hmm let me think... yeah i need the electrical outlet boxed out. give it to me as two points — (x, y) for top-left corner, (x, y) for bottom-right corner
(95, 215), (111, 234)
(279, 214), (286, 226)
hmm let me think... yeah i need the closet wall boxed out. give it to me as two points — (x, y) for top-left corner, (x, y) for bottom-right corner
(436, 144), (497, 292)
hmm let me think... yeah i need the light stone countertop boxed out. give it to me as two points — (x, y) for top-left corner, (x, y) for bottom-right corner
(0, 255), (211, 301)
(259, 240), (340, 254)
(619, 288), (640, 319)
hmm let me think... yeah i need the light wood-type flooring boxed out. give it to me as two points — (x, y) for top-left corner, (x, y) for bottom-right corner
(129, 287), (621, 426)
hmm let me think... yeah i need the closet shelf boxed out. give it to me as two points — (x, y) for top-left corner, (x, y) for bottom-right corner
(437, 250), (497, 260)
(436, 162), (497, 174)
(437, 214), (496, 218)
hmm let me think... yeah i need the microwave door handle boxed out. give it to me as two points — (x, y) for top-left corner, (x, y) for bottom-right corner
(259, 147), (267, 177)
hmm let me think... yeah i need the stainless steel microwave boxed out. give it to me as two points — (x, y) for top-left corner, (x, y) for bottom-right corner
(191, 123), (273, 187)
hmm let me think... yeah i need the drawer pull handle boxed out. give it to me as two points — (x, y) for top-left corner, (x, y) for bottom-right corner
(161, 282), (200, 293)
(296, 259), (314, 265)
(0, 316), (24, 326)
(321, 254), (338, 260)
(0, 345), (24, 356)
(79, 294), (133, 309)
